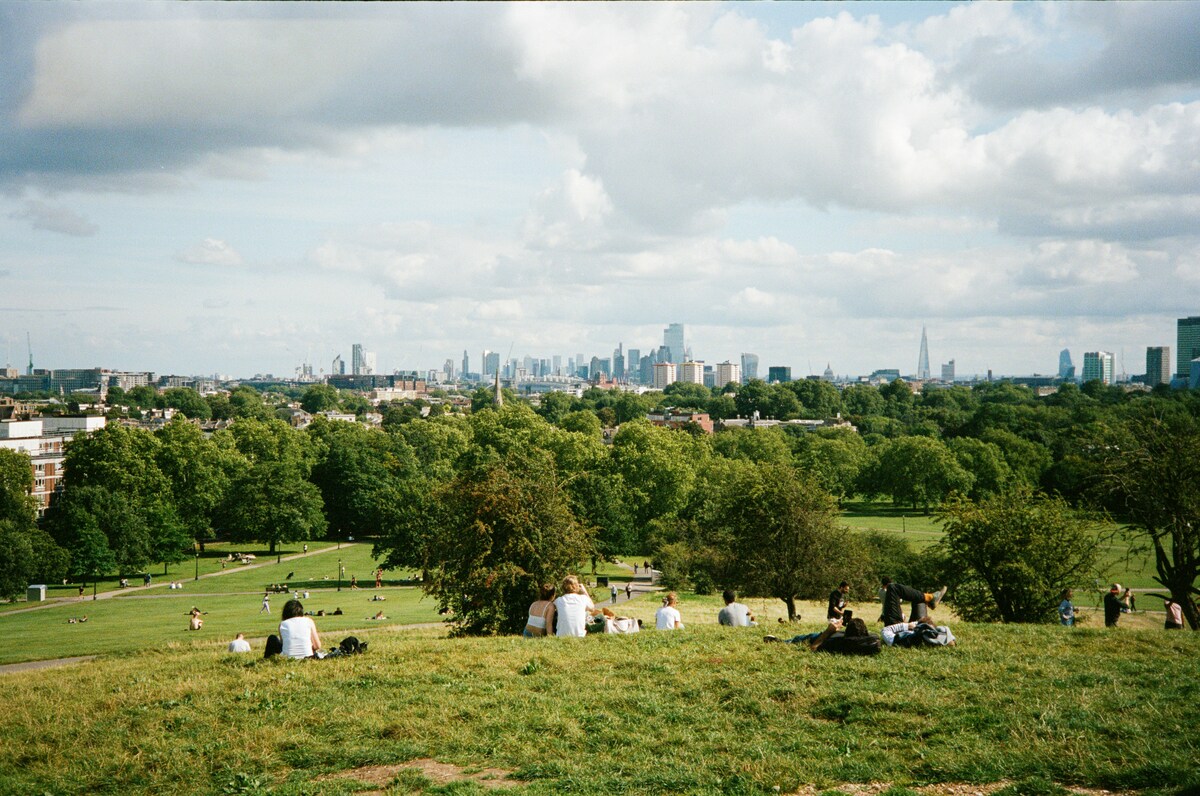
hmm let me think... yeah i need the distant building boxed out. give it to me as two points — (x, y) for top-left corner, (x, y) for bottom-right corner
(767, 366), (791, 384)
(646, 410), (713, 435)
(941, 360), (956, 382)
(1145, 346), (1171, 387)
(652, 362), (677, 390)
(1082, 351), (1114, 385)
(677, 361), (704, 385)
(332, 354), (345, 376)
(869, 369), (901, 383)
(917, 326), (931, 380)
(0, 416), (106, 514)
(1058, 349), (1075, 381)
(822, 363), (834, 382)
(740, 353), (759, 383)
(1177, 317), (1200, 379)
(714, 361), (741, 388)
(462, 350), (470, 380)
(664, 323), (686, 364)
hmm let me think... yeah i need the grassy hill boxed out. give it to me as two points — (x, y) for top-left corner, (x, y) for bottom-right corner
(0, 595), (1196, 795)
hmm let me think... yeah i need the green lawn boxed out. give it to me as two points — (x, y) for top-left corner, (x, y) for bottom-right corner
(0, 618), (1195, 795)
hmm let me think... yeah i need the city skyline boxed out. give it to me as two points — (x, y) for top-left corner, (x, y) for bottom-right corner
(2, 3), (1198, 377)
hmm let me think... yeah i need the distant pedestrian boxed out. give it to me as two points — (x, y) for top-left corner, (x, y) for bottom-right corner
(144, 573), (151, 587)
(303, 543), (308, 554)
(260, 592), (271, 614)
(1122, 587), (1136, 613)
(375, 568), (383, 589)
(78, 585), (84, 598)
(611, 584), (618, 604)
(350, 575), (358, 590)
(633, 564), (638, 575)
(1164, 598), (1184, 630)
(625, 583), (632, 600)
(1104, 584), (1123, 627)
(1059, 589), (1075, 627)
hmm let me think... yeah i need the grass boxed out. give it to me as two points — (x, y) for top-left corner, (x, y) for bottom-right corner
(0, 614), (1196, 795)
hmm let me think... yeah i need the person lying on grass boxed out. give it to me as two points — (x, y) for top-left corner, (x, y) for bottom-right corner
(879, 577), (947, 625)
(881, 616), (956, 647)
(764, 617), (882, 655)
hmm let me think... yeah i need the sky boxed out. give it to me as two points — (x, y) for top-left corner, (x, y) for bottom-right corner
(1, 2), (1198, 380)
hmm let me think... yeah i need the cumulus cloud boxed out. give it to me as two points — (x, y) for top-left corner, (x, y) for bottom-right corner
(9, 199), (97, 236)
(177, 238), (243, 267)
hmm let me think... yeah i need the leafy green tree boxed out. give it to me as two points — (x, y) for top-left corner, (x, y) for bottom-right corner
(937, 488), (1100, 623)
(300, 384), (341, 414)
(216, 418), (325, 551)
(0, 449), (68, 598)
(784, 379), (843, 419)
(706, 394), (737, 421)
(228, 386), (275, 420)
(948, 437), (1012, 498)
(154, 416), (235, 547)
(692, 460), (846, 621)
(978, 429), (1052, 490)
(1091, 408), (1200, 629)
(663, 381), (712, 410)
(162, 387), (211, 420)
(125, 385), (161, 409)
(733, 379), (770, 419)
(859, 435), (973, 511)
(559, 410), (602, 438)
(536, 391), (576, 425)
(421, 451), (594, 635)
(711, 427), (792, 464)
(610, 420), (703, 543)
(793, 429), (869, 506)
(842, 384), (884, 417)
(205, 393), (233, 420)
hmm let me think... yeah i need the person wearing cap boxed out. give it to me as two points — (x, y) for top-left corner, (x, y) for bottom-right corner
(1104, 583), (1123, 627)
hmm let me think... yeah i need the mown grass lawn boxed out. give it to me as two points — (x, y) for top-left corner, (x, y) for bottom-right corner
(0, 619), (1196, 796)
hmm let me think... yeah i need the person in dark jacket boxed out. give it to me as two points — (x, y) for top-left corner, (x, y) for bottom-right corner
(879, 577), (947, 625)
(1104, 583), (1124, 627)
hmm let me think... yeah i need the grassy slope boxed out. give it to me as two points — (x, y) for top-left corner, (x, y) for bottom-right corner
(0, 617), (1196, 795)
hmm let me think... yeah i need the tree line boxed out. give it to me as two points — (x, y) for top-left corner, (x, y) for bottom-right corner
(0, 378), (1196, 630)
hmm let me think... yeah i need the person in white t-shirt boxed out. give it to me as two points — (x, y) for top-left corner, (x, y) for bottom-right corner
(553, 575), (600, 637)
(277, 599), (321, 659)
(656, 592), (684, 630)
(227, 632), (251, 653)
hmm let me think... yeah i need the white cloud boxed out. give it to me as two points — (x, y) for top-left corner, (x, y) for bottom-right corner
(10, 199), (97, 236)
(177, 238), (243, 267)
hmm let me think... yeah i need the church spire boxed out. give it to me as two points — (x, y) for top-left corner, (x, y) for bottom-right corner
(493, 369), (503, 408)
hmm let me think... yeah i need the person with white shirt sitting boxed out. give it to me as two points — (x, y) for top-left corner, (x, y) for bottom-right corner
(656, 592), (684, 630)
(553, 575), (601, 637)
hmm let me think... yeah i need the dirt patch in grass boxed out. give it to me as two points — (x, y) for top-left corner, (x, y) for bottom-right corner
(789, 783), (1130, 796)
(319, 758), (519, 792)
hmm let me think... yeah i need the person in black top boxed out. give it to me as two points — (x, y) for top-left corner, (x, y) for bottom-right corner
(879, 577), (946, 625)
(764, 617), (881, 656)
(827, 582), (850, 622)
(1104, 583), (1123, 627)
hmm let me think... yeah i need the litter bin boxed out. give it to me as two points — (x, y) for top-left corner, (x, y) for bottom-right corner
(27, 584), (46, 602)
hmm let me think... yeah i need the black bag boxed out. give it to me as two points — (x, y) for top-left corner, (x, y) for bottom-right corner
(339, 636), (367, 655)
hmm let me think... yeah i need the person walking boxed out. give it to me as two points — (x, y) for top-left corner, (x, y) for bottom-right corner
(1104, 583), (1123, 627)
(625, 583), (632, 601)
(610, 584), (618, 604)
(260, 592), (271, 614)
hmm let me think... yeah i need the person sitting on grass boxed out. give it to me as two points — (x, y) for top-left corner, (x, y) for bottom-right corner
(764, 617), (881, 655)
(227, 633), (251, 653)
(553, 575), (601, 637)
(881, 616), (956, 647)
(524, 583), (556, 638)
(656, 592), (684, 630)
(879, 577), (947, 625)
(188, 607), (204, 631)
(718, 590), (756, 627)
(265, 599), (322, 659)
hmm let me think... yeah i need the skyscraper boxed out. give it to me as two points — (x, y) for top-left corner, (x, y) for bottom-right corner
(351, 344), (366, 375)
(678, 360), (704, 384)
(941, 360), (955, 382)
(1146, 346), (1171, 387)
(917, 326), (931, 380)
(740, 353), (759, 383)
(1082, 351), (1114, 385)
(652, 362), (677, 389)
(664, 323), (685, 364)
(331, 354), (345, 376)
(1058, 349), (1075, 381)
(715, 361), (741, 388)
(1177, 316), (1200, 379)
(462, 350), (469, 379)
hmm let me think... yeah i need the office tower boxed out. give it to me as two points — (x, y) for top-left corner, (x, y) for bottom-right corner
(613, 344), (625, 380)
(1058, 349), (1075, 380)
(552, 355), (562, 376)
(715, 361), (741, 388)
(483, 351), (500, 377)
(941, 360), (955, 382)
(363, 351), (377, 375)
(462, 350), (469, 379)
(351, 344), (366, 375)
(652, 362), (677, 389)
(1177, 317), (1200, 379)
(678, 360), (704, 384)
(443, 359), (455, 380)
(740, 353), (759, 383)
(917, 326), (931, 380)
(1146, 346), (1171, 387)
(331, 354), (345, 376)
(664, 323), (685, 364)
(626, 349), (640, 380)
(1082, 351), (1114, 385)
(767, 366), (792, 384)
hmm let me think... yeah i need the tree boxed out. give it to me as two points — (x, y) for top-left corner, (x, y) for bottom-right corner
(1091, 408), (1200, 629)
(300, 384), (341, 414)
(693, 461), (845, 621)
(421, 451), (594, 636)
(663, 381), (712, 410)
(793, 429), (869, 506)
(937, 488), (1100, 623)
(859, 436), (973, 511)
(228, 386), (275, 420)
(711, 427), (792, 464)
(162, 387), (211, 420)
(785, 379), (843, 419)
(0, 449), (67, 599)
(948, 437), (1012, 498)
(154, 416), (235, 547)
(610, 421), (703, 543)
